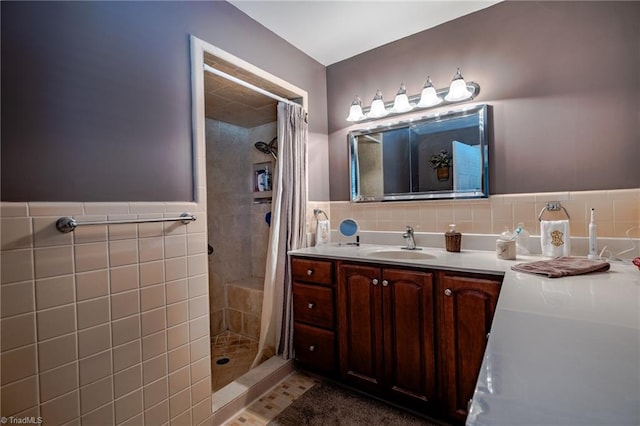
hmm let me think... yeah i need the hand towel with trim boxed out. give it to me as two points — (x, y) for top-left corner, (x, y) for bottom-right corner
(511, 256), (610, 278)
(540, 219), (571, 257)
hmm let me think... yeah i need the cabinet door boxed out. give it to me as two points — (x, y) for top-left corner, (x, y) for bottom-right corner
(382, 268), (436, 405)
(439, 273), (501, 423)
(337, 263), (384, 394)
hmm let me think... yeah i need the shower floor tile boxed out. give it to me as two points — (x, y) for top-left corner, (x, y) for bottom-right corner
(211, 330), (259, 392)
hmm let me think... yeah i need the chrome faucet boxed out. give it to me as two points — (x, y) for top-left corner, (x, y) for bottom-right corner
(402, 225), (421, 250)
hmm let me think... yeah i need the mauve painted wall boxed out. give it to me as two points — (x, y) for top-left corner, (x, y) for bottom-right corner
(1, 1), (328, 201)
(327, 1), (640, 200)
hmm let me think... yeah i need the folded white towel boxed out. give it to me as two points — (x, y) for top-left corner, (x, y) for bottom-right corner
(315, 220), (330, 246)
(540, 220), (571, 257)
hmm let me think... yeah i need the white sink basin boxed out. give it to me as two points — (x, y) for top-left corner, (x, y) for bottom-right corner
(366, 249), (436, 260)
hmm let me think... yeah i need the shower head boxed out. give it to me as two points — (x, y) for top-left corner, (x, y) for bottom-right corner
(254, 137), (277, 160)
(254, 141), (271, 154)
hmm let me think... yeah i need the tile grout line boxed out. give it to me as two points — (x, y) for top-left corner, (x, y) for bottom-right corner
(29, 212), (41, 418)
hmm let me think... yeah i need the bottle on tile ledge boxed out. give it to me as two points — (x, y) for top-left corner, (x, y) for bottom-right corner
(445, 224), (461, 252)
(513, 222), (531, 255)
(588, 208), (598, 260)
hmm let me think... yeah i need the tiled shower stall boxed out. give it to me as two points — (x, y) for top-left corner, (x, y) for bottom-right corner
(205, 118), (276, 391)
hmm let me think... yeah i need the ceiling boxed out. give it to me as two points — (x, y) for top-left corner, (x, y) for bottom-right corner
(206, 1), (500, 128)
(229, 1), (501, 66)
(204, 52), (299, 127)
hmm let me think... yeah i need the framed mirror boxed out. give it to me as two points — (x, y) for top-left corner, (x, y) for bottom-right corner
(348, 104), (490, 202)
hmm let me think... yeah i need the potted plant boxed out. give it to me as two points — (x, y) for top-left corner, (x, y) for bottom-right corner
(429, 149), (452, 181)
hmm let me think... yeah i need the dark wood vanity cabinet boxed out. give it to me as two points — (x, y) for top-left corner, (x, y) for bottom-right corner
(437, 271), (502, 424)
(291, 257), (337, 373)
(290, 255), (502, 424)
(337, 263), (437, 407)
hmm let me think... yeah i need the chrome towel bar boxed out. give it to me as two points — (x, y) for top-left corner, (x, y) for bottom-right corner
(56, 212), (196, 233)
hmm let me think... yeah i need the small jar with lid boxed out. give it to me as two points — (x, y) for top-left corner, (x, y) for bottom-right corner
(445, 224), (461, 252)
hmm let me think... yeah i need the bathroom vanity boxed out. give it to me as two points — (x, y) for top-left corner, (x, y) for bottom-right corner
(289, 244), (640, 426)
(290, 246), (503, 424)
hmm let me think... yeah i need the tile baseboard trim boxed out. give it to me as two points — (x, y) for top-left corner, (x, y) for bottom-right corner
(211, 357), (295, 426)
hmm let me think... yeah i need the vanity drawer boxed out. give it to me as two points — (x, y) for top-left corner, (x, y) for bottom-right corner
(294, 322), (336, 373)
(291, 257), (333, 285)
(293, 283), (335, 329)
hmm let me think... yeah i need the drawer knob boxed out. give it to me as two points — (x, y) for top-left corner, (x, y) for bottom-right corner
(309, 345), (315, 352)
(444, 288), (452, 296)
(382, 280), (389, 287)
(307, 269), (313, 276)
(308, 302), (315, 309)
(372, 278), (379, 286)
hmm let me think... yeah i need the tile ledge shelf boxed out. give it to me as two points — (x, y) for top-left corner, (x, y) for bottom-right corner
(326, 230), (639, 260)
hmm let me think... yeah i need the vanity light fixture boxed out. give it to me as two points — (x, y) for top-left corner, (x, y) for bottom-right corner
(346, 68), (479, 123)
(416, 76), (443, 108)
(346, 95), (366, 122)
(390, 83), (414, 113)
(367, 89), (389, 118)
(444, 67), (473, 102)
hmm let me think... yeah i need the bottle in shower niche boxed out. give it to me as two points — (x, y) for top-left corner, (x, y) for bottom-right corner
(263, 165), (272, 191)
(255, 169), (266, 191)
(253, 162), (272, 192)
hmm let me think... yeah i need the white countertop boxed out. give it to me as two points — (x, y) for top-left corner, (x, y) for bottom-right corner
(290, 243), (524, 275)
(289, 244), (640, 425)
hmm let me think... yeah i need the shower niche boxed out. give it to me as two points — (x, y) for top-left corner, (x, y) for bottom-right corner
(252, 161), (274, 201)
(252, 136), (276, 203)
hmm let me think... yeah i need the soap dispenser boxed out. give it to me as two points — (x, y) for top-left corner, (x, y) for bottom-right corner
(445, 224), (461, 252)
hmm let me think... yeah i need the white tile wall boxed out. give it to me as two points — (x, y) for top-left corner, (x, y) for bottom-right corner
(2, 184), (635, 426)
(313, 189), (640, 239)
(0, 201), (212, 425)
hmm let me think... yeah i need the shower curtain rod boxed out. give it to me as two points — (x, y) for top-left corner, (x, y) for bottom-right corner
(203, 64), (300, 107)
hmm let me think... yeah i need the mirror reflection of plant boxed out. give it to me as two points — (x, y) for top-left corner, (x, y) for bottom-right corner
(429, 150), (452, 169)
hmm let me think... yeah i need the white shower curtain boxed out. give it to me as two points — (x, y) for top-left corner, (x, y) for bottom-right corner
(253, 102), (307, 365)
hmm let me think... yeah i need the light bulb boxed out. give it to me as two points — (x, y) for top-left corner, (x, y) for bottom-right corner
(390, 83), (414, 113)
(346, 95), (366, 122)
(367, 90), (388, 118)
(445, 67), (473, 102)
(416, 76), (443, 108)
